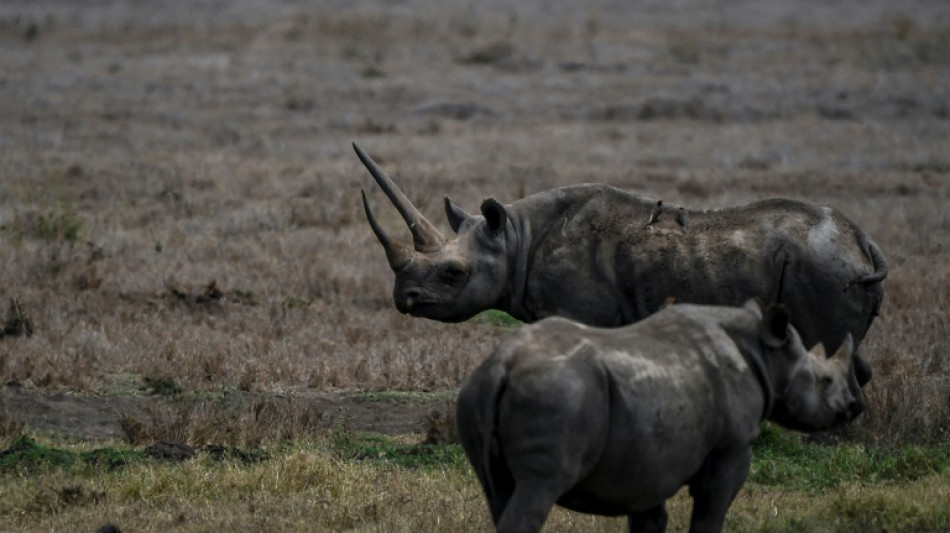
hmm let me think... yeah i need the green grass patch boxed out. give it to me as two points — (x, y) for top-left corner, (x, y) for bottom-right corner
(471, 309), (523, 328)
(1, 203), (87, 245)
(328, 431), (469, 471)
(281, 296), (311, 309)
(359, 63), (386, 78)
(750, 423), (950, 492)
(35, 204), (87, 243)
(0, 436), (149, 474)
(0, 435), (270, 475)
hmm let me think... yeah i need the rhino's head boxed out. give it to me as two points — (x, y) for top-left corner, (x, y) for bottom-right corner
(748, 302), (863, 431)
(774, 333), (861, 431)
(355, 143), (512, 322)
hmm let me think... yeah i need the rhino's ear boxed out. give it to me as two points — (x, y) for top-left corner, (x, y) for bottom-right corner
(761, 303), (790, 348)
(444, 196), (472, 234)
(480, 198), (508, 236)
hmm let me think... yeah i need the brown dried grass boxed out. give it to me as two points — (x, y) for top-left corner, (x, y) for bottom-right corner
(0, 0), (947, 449)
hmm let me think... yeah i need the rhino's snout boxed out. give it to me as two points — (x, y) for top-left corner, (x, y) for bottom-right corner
(834, 396), (863, 426)
(395, 288), (430, 314)
(395, 297), (409, 314)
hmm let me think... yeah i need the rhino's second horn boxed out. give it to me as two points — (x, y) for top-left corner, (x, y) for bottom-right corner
(361, 190), (414, 271)
(354, 142), (445, 254)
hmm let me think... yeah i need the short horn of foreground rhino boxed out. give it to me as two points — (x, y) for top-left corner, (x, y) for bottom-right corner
(456, 300), (861, 533)
(354, 142), (885, 403)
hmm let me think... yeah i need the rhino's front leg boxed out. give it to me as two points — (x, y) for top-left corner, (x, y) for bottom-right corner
(627, 503), (668, 533)
(686, 447), (752, 533)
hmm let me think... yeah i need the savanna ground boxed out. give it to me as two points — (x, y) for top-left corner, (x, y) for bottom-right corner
(1, 0), (949, 531)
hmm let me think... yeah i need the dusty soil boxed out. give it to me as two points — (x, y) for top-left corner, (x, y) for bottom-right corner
(1, 382), (447, 442)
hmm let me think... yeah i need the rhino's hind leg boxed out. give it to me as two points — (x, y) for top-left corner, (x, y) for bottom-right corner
(687, 447), (752, 533)
(627, 504), (668, 533)
(495, 482), (564, 533)
(485, 449), (515, 524)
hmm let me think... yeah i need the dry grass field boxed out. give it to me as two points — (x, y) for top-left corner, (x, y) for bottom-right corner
(1, 0), (949, 531)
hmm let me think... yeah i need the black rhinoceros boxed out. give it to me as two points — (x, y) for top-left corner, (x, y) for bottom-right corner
(456, 300), (860, 533)
(354, 143), (886, 390)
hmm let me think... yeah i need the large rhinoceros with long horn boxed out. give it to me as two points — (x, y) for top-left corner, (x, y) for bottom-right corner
(354, 142), (886, 388)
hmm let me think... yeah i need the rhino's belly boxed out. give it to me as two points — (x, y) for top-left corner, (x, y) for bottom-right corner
(557, 436), (711, 515)
(557, 478), (684, 516)
(556, 491), (652, 516)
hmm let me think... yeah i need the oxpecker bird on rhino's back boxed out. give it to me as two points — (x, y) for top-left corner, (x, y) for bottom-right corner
(456, 300), (862, 532)
(355, 142), (886, 395)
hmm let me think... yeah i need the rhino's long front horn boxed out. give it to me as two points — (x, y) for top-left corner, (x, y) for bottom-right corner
(353, 142), (445, 253)
(361, 190), (413, 271)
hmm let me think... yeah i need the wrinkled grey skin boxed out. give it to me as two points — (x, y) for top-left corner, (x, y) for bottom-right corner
(355, 143), (886, 391)
(456, 301), (861, 533)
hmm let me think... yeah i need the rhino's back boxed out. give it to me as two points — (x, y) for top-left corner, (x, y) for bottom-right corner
(501, 307), (753, 416)
(614, 197), (874, 321)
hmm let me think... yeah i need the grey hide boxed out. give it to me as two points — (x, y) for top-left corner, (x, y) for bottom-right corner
(456, 301), (861, 533)
(355, 143), (886, 395)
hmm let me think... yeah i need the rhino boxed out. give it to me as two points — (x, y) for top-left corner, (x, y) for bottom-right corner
(456, 300), (861, 532)
(354, 143), (886, 390)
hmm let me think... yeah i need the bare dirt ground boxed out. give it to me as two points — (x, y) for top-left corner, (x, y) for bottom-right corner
(1, 0), (949, 447)
(1, 382), (447, 441)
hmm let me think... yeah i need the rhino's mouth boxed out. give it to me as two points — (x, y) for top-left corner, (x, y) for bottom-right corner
(395, 294), (439, 315)
(407, 301), (437, 314)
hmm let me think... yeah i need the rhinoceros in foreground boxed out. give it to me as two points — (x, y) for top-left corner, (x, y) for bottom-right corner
(355, 143), (886, 389)
(456, 300), (860, 533)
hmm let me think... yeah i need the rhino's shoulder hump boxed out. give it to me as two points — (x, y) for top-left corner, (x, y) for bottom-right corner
(521, 183), (655, 209)
(503, 316), (592, 352)
(638, 305), (752, 363)
(745, 197), (816, 212)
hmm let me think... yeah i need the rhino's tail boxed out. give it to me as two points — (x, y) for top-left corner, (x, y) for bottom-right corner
(849, 237), (888, 287)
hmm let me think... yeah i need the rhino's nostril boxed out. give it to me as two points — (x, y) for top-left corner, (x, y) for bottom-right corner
(400, 289), (422, 312)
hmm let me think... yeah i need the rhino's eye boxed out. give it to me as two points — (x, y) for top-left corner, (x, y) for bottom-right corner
(442, 264), (469, 284)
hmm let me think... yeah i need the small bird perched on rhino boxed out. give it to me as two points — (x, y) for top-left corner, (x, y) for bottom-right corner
(456, 300), (862, 533)
(354, 143), (886, 402)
